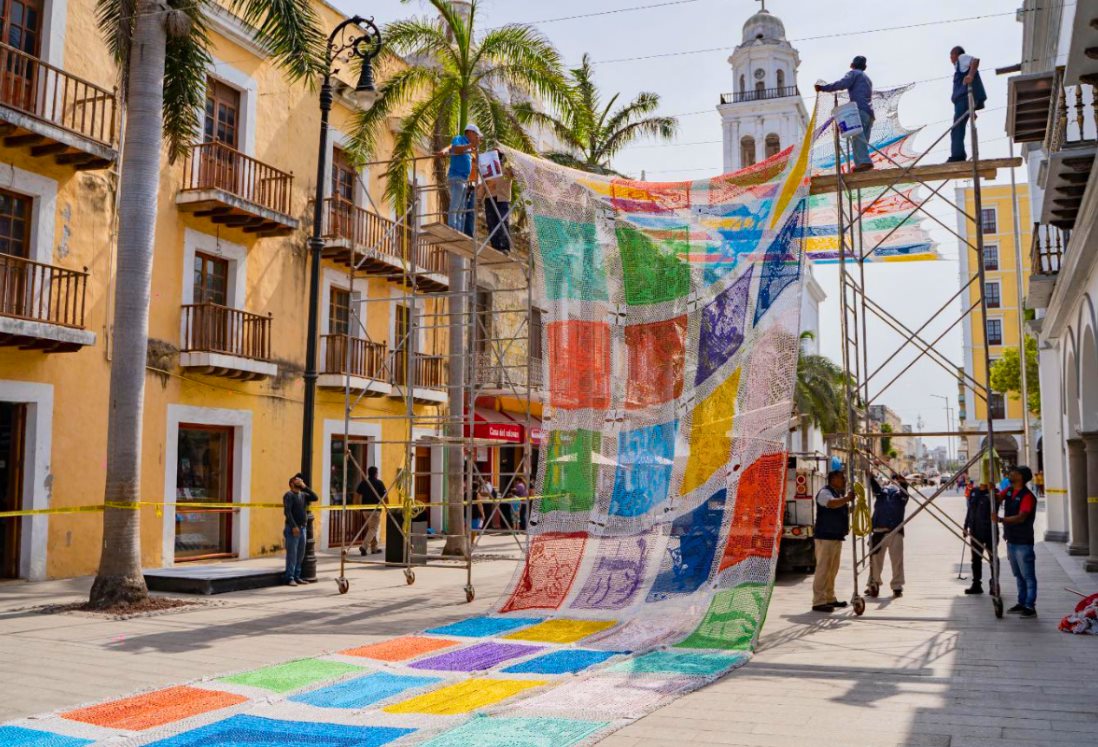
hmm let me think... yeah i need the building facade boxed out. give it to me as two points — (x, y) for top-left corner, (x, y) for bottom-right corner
(956, 184), (1034, 471)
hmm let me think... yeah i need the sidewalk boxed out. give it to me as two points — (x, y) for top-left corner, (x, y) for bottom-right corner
(2, 495), (1095, 746)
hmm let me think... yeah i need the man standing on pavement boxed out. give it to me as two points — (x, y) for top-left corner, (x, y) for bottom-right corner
(438, 124), (481, 235)
(866, 473), (910, 598)
(962, 477), (993, 595)
(947, 46), (986, 163)
(813, 469), (858, 612)
(996, 465), (1038, 617)
(283, 474), (317, 586)
(357, 466), (386, 556)
(815, 56), (875, 172)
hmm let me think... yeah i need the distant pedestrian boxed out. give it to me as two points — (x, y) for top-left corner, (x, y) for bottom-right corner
(1034, 470), (1045, 498)
(815, 55), (875, 172)
(866, 474), (909, 598)
(812, 469), (857, 613)
(438, 124), (481, 235)
(962, 478), (993, 595)
(511, 476), (529, 530)
(356, 466), (386, 556)
(283, 473), (317, 586)
(947, 46), (986, 163)
(996, 465), (1038, 617)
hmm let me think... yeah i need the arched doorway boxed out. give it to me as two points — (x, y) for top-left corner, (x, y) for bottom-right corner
(981, 434), (1020, 470)
(765, 133), (781, 158)
(740, 135), (756, 167)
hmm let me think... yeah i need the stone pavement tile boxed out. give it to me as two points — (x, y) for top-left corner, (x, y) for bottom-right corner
(950, 739), (1091, 747)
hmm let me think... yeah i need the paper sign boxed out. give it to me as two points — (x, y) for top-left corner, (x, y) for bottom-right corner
(479, 150), (502, 179)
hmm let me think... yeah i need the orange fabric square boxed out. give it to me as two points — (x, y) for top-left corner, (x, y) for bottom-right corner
(61, 686), (246, 731)
(548, 321), (611, 411)
(341, 636), (459, 662)
(720, 451), (788, 571)
(625, 315), (687, 409)
(501, 532), (587, 612)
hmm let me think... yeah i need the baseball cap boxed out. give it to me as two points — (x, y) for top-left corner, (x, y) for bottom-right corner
(464, 123), (482, 137)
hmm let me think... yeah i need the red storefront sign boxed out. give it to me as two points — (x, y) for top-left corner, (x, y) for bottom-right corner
(464, 408), (524, 444)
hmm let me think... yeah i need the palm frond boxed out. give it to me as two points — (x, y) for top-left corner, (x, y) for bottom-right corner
(95, 0), (138, 90)
(383, 93), (448, 210)
(231, 0), (325, 81)
(602, 91), (663, 135)
(346, 65), (443, 164)
(162, 5), (212, 162)
(597, 114), (678, 162)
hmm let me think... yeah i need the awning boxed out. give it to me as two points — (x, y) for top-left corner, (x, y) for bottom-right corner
(464, 407), (523, 444)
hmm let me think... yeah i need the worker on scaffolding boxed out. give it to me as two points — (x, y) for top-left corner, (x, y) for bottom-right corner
(865, 474), (909, 599)
(947, 46), (986, 163)
(438, 123), (482, 236)
(812, 469), (858, 613)
(996, 465), (1038, 618)
(814, 55), (874, 172)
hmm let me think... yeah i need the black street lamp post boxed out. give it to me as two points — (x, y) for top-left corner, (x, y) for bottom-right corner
(300, 16), (382, 582)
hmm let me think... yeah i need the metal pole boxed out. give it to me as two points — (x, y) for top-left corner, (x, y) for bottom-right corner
(1008, 139), (1033, 467)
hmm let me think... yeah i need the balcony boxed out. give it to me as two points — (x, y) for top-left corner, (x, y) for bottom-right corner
(0, 42), (118, 169)
(321, 199), (449, 292)
(318, 334), (392, 396)
(389, 352), (447, 404)
(719, 86), (800, 105)
(177, 142), (298, 237)
(180, 302), (276, 380)
(1039, 70), (1097, 229)
(475, 358), (544, 398)
(0, 254), (94, 352)
(1027, 223), (1067, 310)
(1006, 71), (1055, 143)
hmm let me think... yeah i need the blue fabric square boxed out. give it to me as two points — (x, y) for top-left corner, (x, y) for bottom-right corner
(290, 672), (441, 709)
(753, 200), (804, 326)
(647, 489), (728, 600)
(609, 422), (678, 517)
(501, 649), (622, 675)
(425, 616), (544, 638)
(145, 714), (413, 747)
(0, 726), (92, 747)
(422, 716), (606, 747)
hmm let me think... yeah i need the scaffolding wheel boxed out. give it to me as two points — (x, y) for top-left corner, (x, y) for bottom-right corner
(404, 569), (416, 585)
(465, 585), (476, 603)
(992, 595), (1003, 618)
(852, 596), (866, 616)
(336, 577), (350, 595)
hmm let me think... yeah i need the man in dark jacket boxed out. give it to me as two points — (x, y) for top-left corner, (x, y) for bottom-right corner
(812, 469), (857, 612)
(996, 465), (1038, 617)
(962, 478), (993, 595)
(815, 55), (875, 172)
(947, 46), (986, 162)
(866, 474), (909, 598)
(356, 466), (386, 556)
(283, 473), (317, 585)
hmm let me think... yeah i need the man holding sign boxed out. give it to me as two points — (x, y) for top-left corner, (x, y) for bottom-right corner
(480, 150), (513, 253)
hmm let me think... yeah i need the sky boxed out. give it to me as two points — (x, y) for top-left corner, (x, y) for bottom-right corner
(333, 0), (1028, 456)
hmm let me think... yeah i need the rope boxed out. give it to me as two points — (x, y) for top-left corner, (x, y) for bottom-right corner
(851, 482), (872, 537)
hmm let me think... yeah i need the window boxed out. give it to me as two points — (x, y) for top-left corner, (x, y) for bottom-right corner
(776, 69), (785, 89)
(765, 133), (781, 159)
(175, 425), (234, 560)
(984, 282), (1001, 308)
(1, 0), (43, 112)
(988, 393), (1006, 420)
(982, 245), (999, 271)
(755, 80), (765, 94)
(740, 135), (756, 167)
(204, 78), (240, 147)
(332, 147), (356, 205)
(986, 318), (1003, 345)
(193, 252), (229, 306)
(329, 287), (351, 337)
(0, 189), (31, 258)
(475, 288), (492, 360)
(738, 74), (745, 93)
(529, 308), (544, 362)
(980, 207), (997, 235)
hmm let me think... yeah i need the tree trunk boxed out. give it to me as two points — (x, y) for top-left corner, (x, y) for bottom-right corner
(442, 253), (468, 556)
(88, 1), (166, 607)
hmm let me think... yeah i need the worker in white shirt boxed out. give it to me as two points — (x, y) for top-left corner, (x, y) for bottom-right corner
(948, 46), (987, 163)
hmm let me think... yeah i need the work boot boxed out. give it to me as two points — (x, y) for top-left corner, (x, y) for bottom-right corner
(964, 582), (983, 595)
(892, 588), (903, 598)
(853, 163), (875, 173)
(865, 583), (879, 598)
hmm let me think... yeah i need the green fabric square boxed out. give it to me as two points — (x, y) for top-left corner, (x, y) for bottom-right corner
(423, 716), (607, 747)
(218, 659), (364, 693)
(610, 650), (746, 676)
(540, 430), (601, 513)
(616, 223), (691, 306)
(675, 582), (771, 651)
(534, 216), (608, 301)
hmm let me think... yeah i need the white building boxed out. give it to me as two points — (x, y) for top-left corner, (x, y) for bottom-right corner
(717, 7), (808, 173)
(1006, 0), (1098, 569)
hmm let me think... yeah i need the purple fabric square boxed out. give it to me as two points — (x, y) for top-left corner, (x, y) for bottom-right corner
(408, 641), (544, 672)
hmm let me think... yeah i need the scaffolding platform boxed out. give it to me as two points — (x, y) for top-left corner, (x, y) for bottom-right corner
(420, 221), (514, 265)
(809, 157), (1022, 195)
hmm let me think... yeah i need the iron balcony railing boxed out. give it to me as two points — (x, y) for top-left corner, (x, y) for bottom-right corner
(720, 85), (801, 105)
(392, 351), (447, 391)
(0, 41), (118, 147)
(181, 302), (272, 361)
(322, 334), (387, 380)
(324, 198), (448, 274)
(181, 141), (294, 215)
(1030, 222), (1066, 276)
(0, 253), (88, 328)
(476, 358), (544, 390)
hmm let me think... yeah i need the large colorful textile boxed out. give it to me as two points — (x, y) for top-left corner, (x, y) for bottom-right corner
(0, 113), (815, 747)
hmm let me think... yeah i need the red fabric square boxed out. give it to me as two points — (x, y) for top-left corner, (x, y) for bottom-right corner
(720, 451), (788, 571)
(548, 321), (611, 411)
(624, 315), (687, 409)
(501, 532), (587, 612)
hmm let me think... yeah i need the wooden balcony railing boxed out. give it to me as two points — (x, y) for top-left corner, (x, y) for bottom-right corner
(324, 198), (449, 275)
(322, 334), (387, 380)
(0, 253), (88, 328)
(1031, 222), (1066, 276)
(720, 86), (800, 105)
(182, 141), (293, 215)
(392, 351), (447, 391)
(0, 41), (117, 147)
(181, 302), (272, 360)
(1046, 68), (1097, 154)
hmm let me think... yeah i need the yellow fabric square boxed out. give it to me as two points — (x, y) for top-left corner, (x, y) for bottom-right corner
(383, 678), (547, 715)
(503, 619), (617, 644)
(680, 369), (740, 494)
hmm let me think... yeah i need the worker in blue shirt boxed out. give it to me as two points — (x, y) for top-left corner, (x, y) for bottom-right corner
(437, 124), (481, 235)
(865, 473), (909, 598)
(815, 55), (874, 172)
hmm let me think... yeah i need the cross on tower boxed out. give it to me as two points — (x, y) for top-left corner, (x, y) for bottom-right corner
(756, 0), (767, 11)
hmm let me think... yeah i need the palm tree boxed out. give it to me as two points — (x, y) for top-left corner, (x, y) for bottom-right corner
(88, 1), (324, 608)
(794, 332), (847, 453)
(515, 53), (677, 176)
(348, 0), (569, 556)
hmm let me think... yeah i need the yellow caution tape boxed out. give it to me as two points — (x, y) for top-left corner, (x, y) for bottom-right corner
(851, 482), (872, 538)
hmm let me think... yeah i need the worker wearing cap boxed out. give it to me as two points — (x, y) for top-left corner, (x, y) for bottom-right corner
(947, 46), (986, 163)
(438, 124), (481, 236)
(996, 465), (1039, 618)
(962, 475), (993, 595)
(815, 55), (874, 172)
(865, 473), (909, 599)
(812, 469), (858, 612)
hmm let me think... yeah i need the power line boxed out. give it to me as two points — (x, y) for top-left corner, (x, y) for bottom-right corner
(490, 0), (706, 28)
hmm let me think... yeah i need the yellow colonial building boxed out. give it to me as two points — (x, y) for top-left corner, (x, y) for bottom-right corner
(0, 0), (454, 580)
(956, 183), (1034, 467)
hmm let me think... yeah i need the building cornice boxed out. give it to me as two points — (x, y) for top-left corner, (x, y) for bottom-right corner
(1043, 161), (1098, 339)
(205, 4), (270, 58)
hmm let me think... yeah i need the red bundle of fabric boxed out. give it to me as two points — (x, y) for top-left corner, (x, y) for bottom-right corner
(1059, 592), (1098, 634)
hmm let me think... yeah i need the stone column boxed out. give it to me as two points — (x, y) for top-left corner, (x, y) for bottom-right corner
(1082, 433), (1098, 571)
(1067, 438), (1089, 555)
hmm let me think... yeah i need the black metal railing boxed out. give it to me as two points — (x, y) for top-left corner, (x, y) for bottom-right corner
(720, 86), (800, 105)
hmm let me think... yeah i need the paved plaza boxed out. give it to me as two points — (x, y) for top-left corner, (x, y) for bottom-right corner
(1, 493), (1095, 746)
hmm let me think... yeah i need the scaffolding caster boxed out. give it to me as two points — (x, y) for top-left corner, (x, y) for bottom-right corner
(465, 585), (475, 603)
(992, 595), (1003, 618)
(852, 596), (866, 616)
(335, 577), (350, 595)
(404, 568), (416, 585)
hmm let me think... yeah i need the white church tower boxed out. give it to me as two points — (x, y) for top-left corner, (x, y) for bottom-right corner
(718, 3), (808, 173)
